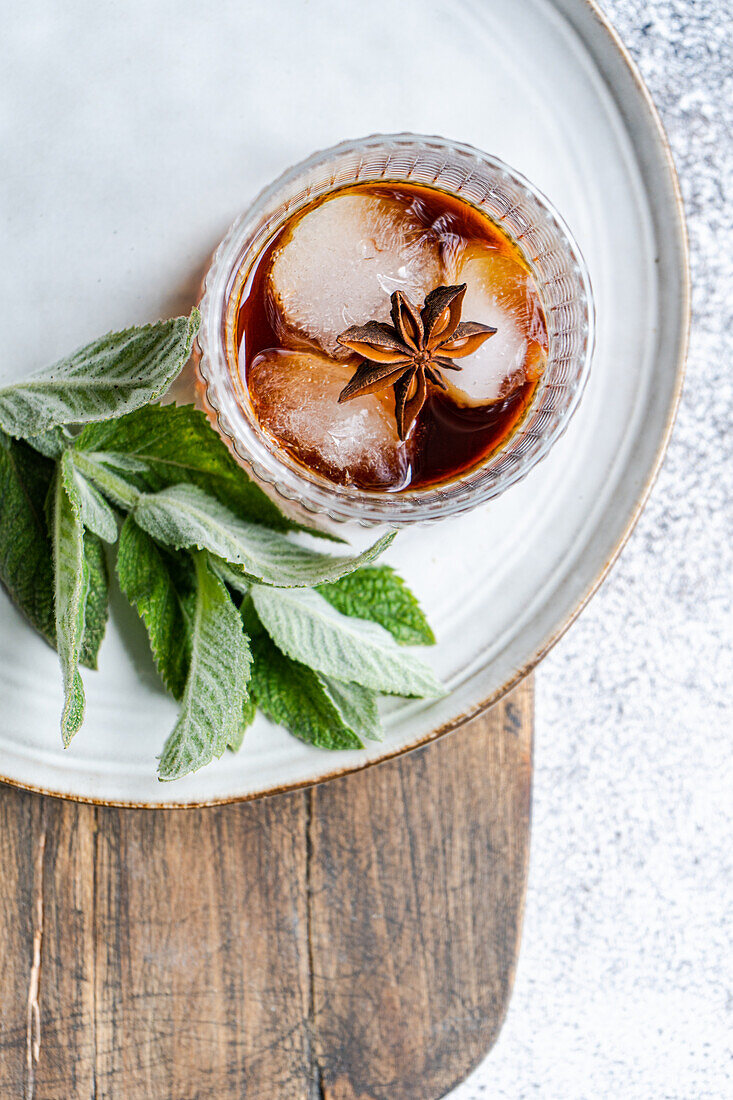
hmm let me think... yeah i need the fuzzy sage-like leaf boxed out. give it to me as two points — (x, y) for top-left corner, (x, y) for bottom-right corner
(53, 454), (89, 744)
(318, 674), (383, 742)
(249, 631), (364, 750)
(116, 518), (195, 700)
(158, 552), (251, 781)
(132, 483), (396, 587)
(318, 565), (435, 646)
(0, 311), (199, 441)
(79, 532), (109, 671)
(250, 585), (444, 698)
(229, 695), (257, 754)
(63, 459), (118, 544)
(208, 554), (252, 596)
(72, 403), (307, 534)
(0, 431), (56, 645)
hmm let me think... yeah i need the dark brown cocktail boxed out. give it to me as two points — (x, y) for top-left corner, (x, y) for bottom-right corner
(236, 181), (548, 492)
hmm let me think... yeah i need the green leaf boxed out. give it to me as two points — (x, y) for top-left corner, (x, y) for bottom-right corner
(249, 632), (363, 750)
(251, 585), (445, 699)
(318, 565), (435, 646)
(71, 450), (141, 511)
(52, 464), (88, 745)
(0, 311), (199, 440)
(208, 554), (252, 596)
(318, 675), (383, 742)
(79, 532), (109, 670)
(63, 458), (118, 543)
(0, 431), (56, 645)
(26, 426), (75, 459)
(116, 518), (195, 700)
(239, 593), (264, 638)
(158, 552), (251, 781)
(73, 402), (303, 533)
(93, 453), (149, 474)
(132, 484), (396, 587)
(229, 695), (257, 753)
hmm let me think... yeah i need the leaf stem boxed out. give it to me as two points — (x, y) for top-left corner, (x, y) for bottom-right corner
(71, 451), (140, 511)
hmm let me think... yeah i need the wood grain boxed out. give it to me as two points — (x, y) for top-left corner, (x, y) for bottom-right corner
(309, 681), (533, 1100)
(0, 679), (532, 1099)
(0, 796), (96, 1099)
(92, 794), (313, 1099)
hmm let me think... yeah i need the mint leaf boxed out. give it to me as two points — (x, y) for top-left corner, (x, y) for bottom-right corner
(208, 554), (251, 596)
(318, 565), (435, 646)
(132, 483), (396, 586)
(239, 593), (264, 638)
(116, 517), (194, 700)
(26, 426), (74, 459)
(73, 403), (302, 533)
(0, 311), (199, 440)
(87, 453), (149, 474)
(229, 695), (257, 753)
(249, 632), (363, 750)
(251, 585), (444, 698)
(0, 309), (446, 781)
(63, 459), (118, 543)
(71, 450), (141, 511)
(79, 532), (109, 670)
(318, 675), (382, 742)
(52, 463), (88, 744)
(0, 431), (56, 645)
(158, 552), (251, 781)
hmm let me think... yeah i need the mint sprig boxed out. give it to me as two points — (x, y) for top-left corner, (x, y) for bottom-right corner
(0, 312), (442, 781)
(0, 313), (199, 439)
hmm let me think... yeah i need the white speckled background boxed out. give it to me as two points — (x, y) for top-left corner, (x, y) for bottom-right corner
(450, 1), (733, 1096)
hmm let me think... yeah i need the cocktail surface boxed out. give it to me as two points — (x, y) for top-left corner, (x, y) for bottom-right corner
(236, 182), (548, 491)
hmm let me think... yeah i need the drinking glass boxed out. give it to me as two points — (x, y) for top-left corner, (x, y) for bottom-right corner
(197, 133), (594, 526)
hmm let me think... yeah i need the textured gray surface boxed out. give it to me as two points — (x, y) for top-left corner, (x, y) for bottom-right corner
(450, 1), (733, 1097)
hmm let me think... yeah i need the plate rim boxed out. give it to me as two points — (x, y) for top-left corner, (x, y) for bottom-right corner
(0, 0), (689, 809)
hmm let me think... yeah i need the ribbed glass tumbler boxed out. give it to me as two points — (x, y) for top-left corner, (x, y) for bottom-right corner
(197, 133), (594, 526)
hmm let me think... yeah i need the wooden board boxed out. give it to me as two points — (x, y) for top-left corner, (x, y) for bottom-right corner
(0, 678), (532, 1100)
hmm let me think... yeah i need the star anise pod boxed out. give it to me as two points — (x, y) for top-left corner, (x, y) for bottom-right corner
(336, 284), (496, 439)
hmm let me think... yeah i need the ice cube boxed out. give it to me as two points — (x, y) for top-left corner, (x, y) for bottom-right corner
(246, 347), (408, 489)
(442, 245), (547, 406)
(268, 194), (442, 358)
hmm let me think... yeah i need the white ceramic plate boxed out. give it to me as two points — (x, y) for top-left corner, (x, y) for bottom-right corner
(0, 0), (687, 806)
